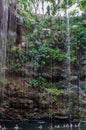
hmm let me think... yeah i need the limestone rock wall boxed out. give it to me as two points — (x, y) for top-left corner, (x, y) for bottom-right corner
(0, 1), (86, 121)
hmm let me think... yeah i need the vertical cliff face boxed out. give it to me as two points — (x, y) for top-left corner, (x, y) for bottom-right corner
(0, 0), (8, 37)
(0, 0), (8, 117)
(0, 1), (86, 121)
(8, 3), (17, 38)
(0, 0), (8, 60)
(0, 0), (8, 84)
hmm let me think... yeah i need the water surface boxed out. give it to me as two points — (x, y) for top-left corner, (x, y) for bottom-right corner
(0, 121), (86, 130)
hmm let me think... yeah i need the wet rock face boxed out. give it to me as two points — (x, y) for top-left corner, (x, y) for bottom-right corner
(1, 53), (86, 120)
(0, 1), (86, 121)
(0, 0), (8, 36)
(0, 78), (84, 121)
(0, 86), (48, 120)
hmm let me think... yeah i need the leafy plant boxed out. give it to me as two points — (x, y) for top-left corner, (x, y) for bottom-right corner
(29, 77), (47, 88)
(45, 87), (65, 96)
(51, 95), (57, 103)
(48, 108), (55, 118)
(29, 79), (38, 88)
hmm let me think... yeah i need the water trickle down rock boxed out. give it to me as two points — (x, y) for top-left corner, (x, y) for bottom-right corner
(0, 0), (8, 108)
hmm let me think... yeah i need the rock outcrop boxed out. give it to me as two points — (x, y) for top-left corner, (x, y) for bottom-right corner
(0, 1), (86, 122)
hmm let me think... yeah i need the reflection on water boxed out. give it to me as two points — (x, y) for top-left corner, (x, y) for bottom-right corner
(0, 121), (86, 130)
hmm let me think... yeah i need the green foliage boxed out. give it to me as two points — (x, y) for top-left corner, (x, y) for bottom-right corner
(9, 47), (28, 71)
(8, 0), (86, 92)
(48, 108), (55, 118)
(71, 55), (77, 63)
(80, 0), (86, 11)
(52, 48), (67, 61)
(29, 43), (66, 70)
(38, 76), (47, 88)
(69, 15), (86, 65)
(59, 0), (76, 9)
(45, 87), (65, 96)
(29, 77), (47, 88)
(51, 95), (57, 103)
(29, 79), (38, 88)
(48, 0), (59, 15)
(6, 0), (86, 122)
(19, 0), (32, 12)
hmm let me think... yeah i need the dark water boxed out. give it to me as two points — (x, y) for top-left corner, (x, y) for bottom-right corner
(0, 121), (86, 130)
